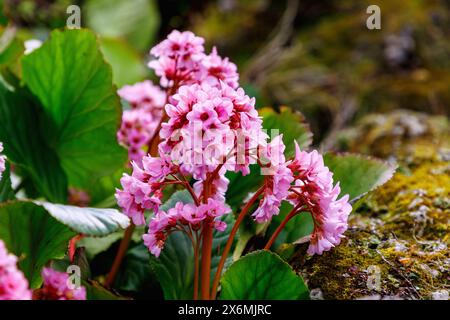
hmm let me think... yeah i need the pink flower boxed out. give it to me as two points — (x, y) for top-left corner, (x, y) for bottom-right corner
(252, 194), (281, 223)
(117, 108), (158, 164)
(149, 30), (205, 88)
(161, 82), (265, 180)
(0, 240), (31, 300)
(150, 30), (205, 61)
(143, 199), (231, 257)
(116, 149), (177, 225)
(288, 142), (352, 255)
(39, 268), (86, 300)
(0, 142), (5, 181)
(148, 30), (241, 90)
(180, 203), (206, 225)
(116, 174), (152, 225)
(252, 135), (294, 223)
(186, 102), (220, 130)
(201, 47), (239, 89)
(118, 80), (166, 113)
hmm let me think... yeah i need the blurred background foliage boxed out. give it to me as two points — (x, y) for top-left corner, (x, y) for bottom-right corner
(1, 0), (448, 146)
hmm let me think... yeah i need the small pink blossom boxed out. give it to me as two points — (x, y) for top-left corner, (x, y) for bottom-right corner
(118, 80), (166, 113)
(150, 30), (205, 61)
(201, 47), (239, 89)
(116, 150), (178, 225)
(143, 199), (231, 257)
(149, 30), (205, 88)
(39, 268), (86, 300)
(0, 240), (31, 300)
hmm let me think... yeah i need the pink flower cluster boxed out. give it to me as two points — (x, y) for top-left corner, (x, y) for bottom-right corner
(0, 142), (5, 181)
(143, 199), (230, 257)
(252, 135), (294, 223)
(115, 149), (178, 226)
(160, 82), (265, 181)
(148, 30), (239, 89)
(287, 143), (352, 255)
(116, 29), (352, 258)
(38, 268), (86, 300)
(0, 240), (31, 300)
(117, 81), (166, 163)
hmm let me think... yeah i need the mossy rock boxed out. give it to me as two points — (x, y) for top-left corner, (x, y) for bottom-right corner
(291, 111), (449, 300)
(338, 110), (449, 165)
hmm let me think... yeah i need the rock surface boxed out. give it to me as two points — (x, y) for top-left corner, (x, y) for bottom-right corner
(291, 111), (449, 300)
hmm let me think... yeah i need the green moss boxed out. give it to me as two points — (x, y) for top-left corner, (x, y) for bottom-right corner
(292, 112), (449, 299)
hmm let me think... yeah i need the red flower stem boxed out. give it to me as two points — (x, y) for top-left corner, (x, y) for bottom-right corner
(104, 223), (135, 288)
(210, 185), (265, 300)
(200, 179), (213, 300)
(264, 204), (303, 250)
(180, 174), (201, 206)
(193, 233), (200, 300)
(200, 221), (213, 300)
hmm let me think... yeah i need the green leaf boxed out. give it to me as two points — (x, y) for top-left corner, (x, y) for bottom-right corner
(266, 202), (314, 250)
(85, 0), (160, 52)
(0, 160), (15, 202)
(0, 201), (76, 288)
(21, 29), (127, 190)
(260, 106), (313, 155)
(149, 231), (193, 300)
(33, 201), (130, 237)
(324, 153), (397, 202)
(0, 79), (68, 202)
(220, 250), (309, 300)
(226, 165), (263, 210)
(99, 37), (148, 87)
(114, 243), (160, 295)
(150, 190), (235, 299)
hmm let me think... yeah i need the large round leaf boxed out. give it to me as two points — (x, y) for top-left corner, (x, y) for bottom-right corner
(260, 106), (313, 156)
(21, 29), (127, 190)
(324, 153), (397, 202)
(220, 250), (309, 300)
(0, 79), (68, 202)
(0, 201), (76, 288)
(33, 201), (130, 237)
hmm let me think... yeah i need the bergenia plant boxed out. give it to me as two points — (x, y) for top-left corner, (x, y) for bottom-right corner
(112, 30), (390, 300)
(0, 28), (396, 301)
